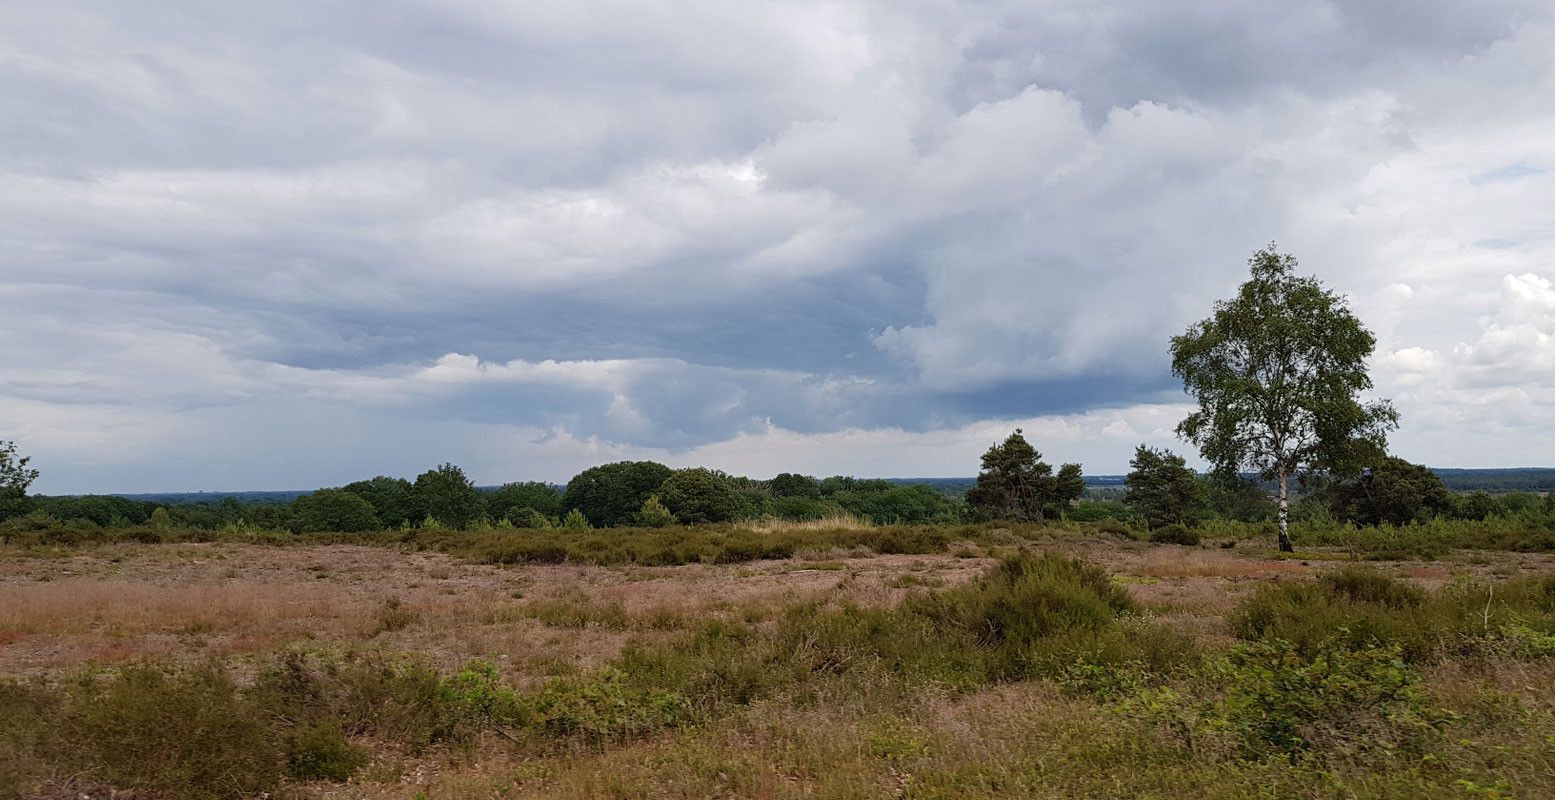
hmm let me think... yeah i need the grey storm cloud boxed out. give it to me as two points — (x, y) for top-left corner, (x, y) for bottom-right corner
(2, 0), (1553, 492)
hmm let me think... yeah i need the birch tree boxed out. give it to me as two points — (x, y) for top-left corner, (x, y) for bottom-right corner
(1170, 245), (1397, 552)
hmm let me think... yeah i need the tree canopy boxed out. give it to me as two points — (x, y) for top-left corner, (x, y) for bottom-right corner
(414, 463), (482, 529)
(1124, 445), (1202, 529)
(1171, 245), (1397, 550)
(562, 461), (673, 527)
(485, 481), (563, 521)
(659, 468), (741, 524)
(965, 430), (1083, 522)
(292, 488), (381, 532)
(1328, 456), (1454, 527)
(0, 440), (39, 499)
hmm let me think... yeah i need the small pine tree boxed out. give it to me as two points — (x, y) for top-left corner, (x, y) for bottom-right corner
(561, 509), (592, 530)
(965, 429), (1084, 522)
(636, 495), (676, 527)
(149, 507), (174, 529)
(1124, 445), (1202, 529)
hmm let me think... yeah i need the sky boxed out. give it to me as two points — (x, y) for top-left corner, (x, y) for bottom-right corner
(2, 1), (1553, 494)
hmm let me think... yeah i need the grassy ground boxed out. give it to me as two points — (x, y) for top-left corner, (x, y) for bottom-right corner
(3, 526), (1553, 799)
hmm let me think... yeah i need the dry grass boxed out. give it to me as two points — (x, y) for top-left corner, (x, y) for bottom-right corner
(1133, 549), (1311, 580)
(6, 535), (1554, 800)
(734, 511), (872, 532)
(0, 544), (985, 678)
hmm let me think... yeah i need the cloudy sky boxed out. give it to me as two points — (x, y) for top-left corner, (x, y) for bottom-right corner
(3, 1), (1553, 493)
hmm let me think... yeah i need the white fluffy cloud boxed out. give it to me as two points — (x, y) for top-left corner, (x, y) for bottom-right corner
(1, 1), (1553, 491)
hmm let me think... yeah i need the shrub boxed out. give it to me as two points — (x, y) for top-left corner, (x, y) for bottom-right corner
(659, 468), (743, 524)
(0, 680), (61, 800)
(1210, 638), (1443, 757)
(562, 461), (673, 527)
(908, 553), (1136, 678)
(507, 508), (553, 529)
(64, 664), (284, 800)
(1231, 580), (1435, 661)
(1320, 566), (1425, 608)
(1149, 524), (1201, 546)
(1093, 518), (1135, 538)
(635, 495), (676, 527)
(527, 669), (690, 743)
(284, 722), (367, 781)
(1232, 570), (1555, 663)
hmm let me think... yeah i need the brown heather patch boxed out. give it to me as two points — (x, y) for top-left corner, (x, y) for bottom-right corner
(1132, 549), (1311, 580)
(0, 544), (991, 678)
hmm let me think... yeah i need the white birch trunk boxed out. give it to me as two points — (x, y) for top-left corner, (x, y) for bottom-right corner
(1276, 469), (1293, 552)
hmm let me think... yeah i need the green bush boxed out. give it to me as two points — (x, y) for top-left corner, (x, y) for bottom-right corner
(908, 553), (1137, 678)
(1149, 524), (1201, 546)
(284, 722), (367, 781)
(1210, 638), (1443, 757)
(527, 669), (690, 743)
(635, 495), (676, 527)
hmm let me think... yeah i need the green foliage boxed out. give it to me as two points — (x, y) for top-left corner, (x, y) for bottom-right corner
(1330, 457), (1454, 526)
(768, 495), (835, 520)
(291, 488), (381, 533)
(965, 429), (1084, 522)
(659, 468), (742, 524)
(339, 476), (424, 528)
(635, 494), (676, 527)
(1171, 245), (1398, 550)
(284, 722), (367, 782)
(1149, 523), (1201, 546)
(441, 660), (523, 725)
(484, 481), (563, 520)
(1200, 471), (1276, 521)
(908, 553), (1138, 678)
(1320, 566), (1426, 608)
(507, 507), (553, 528)
(1454, 491), (1499, 521)
(561, 508), (592, 530)
(0, 441), (39, 503)
(1125, 445), (1203, 529)
(562, 461), (672, 527)
(769, 472), (822, 498)
(1232, 569), (1555, 663)
(1210, 638), (1438, 757)
(413, 463), (481, 530)
(832, 484), (964, 524)
(0, 680), (61, 800)
(527, 669), (690, 743)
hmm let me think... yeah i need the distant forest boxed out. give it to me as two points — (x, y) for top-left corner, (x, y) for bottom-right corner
(111, 468), (1555, 506)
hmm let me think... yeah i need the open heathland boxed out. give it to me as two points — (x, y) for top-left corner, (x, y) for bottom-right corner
(3, 524), (1554, 799)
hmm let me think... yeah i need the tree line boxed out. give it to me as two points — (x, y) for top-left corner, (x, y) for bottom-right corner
(3, 245), (1551, 542)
